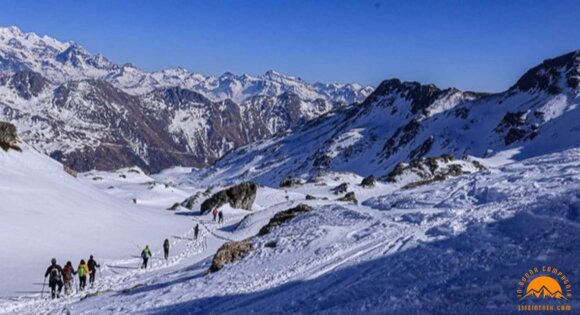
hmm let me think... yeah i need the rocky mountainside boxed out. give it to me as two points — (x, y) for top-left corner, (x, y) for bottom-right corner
(195, 50), (580, 186)
(0, 26), (372, 172)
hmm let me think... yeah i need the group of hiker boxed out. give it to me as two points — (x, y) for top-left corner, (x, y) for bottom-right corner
(211, 208), (224, 224)
(142, 223), (200, 269)
(43, 211), (211, 299)
(43, 256), (100, 299)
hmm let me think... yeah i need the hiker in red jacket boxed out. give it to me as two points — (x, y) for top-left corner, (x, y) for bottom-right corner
(212, 208), (218, 222)
(62, 261), (76, 295)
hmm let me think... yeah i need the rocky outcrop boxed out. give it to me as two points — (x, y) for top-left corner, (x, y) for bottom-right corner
(0, 122), (21, 152)
(332, 183), (349, 195)
(200, 182), (258, 214)
(279, 177), (303, 188)
(167, 202), (181, 211)
(383, 155), (486, 189)
(360, 175), (376, 187)
(181, 192), (202, 210)
(258, 204), (314, 236)
(209, 239), (253, 273)
(337, 192), (358, 205)
(210, 203), (315, 273)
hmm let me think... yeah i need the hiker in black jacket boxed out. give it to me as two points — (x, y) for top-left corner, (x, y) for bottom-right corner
(44, 258), (64, 299)
(163, 239), (170, 260)
(194, 224), (199, 240)
(87, 255), (100, 287)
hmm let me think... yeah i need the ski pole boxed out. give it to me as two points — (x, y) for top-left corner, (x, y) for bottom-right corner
(40, 277), (46, 299)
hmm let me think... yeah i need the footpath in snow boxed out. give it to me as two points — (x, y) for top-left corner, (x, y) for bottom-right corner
(1, 148), (580, 314)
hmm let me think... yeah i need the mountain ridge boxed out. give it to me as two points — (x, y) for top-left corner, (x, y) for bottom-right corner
(193, 50), (580, 186)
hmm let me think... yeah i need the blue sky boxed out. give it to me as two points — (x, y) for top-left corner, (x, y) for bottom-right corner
(2, 0), (579, 91)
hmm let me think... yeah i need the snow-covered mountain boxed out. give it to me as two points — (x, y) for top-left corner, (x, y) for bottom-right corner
(0, 26), (372, 172)
(0, 26), (372, 103)
(195, 50), (580, 186)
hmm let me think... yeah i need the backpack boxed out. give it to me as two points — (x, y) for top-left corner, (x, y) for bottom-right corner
(78, 265), (86, 277)
(49, 266), (62, 281)
(141, 250), (149, 259)
(63, 266), (72, 281)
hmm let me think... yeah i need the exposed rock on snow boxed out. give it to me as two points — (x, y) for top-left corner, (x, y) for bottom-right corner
(258, 204), (314, 236)
(0, 122), (20, 152)
(337, 192), (358, 205)
(167, 202), (181, 211)
(279, 177), (303, 188)
(200, 182), (258, 214)
(332, 183), (349, 195)
(360, 175), (376, 187)
(383, 155), (486, 189)
(181, 191), (202, 210)
(209, 239), (253, 273)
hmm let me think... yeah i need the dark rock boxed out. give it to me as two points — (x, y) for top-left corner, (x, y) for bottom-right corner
(264, 241), (277, 248)
(0, 122), (21, 152)
(408, 136), (434, 160)
(200, 182), (257, 214)
(331, 183), (349, 195)
(337, 192), (358, 205)
(209, 239), (253, 273)
(305, 194), (317, 200)
(181, 192), (202, 210)
(63, 165), (78, 177)
(279, 177), (303, 188)
(511, 50), (580, 94)
(258, 204), (314, 236)
(504, 128), (527, 145)
(167, 202), (181, 211)
(360, 175), (376, 187)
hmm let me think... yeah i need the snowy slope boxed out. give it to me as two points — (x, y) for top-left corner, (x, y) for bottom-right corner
(1, 148), (578, 314)
(0, 144), (192, 297)
(194, 51), (580, 186)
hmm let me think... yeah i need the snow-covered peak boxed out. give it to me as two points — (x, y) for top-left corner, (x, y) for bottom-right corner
(511, 50), (580, 94)
(0, 25), (372, 104)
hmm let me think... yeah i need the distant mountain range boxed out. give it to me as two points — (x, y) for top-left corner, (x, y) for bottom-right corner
(195, 50), (580, 186)
(0, 26), (372, 172)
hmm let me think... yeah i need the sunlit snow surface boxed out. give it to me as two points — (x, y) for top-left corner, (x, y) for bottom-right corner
(1, 146), (578, 314)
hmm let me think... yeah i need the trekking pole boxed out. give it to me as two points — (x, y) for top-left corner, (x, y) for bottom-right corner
(40, 277), (46, 299)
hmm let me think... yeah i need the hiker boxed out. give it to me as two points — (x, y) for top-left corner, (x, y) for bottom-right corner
(141, 245), (152, 269)
(212, 208), (218, 222)
(62, 261), (76, 296)
(87, 255), (100, 287)
(44, 258), (64, 299)
(194, 224), (199, 240)
(218, 210), (224, 224)
(77, 259), (89, 291)
(163, 239), (170, 260)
